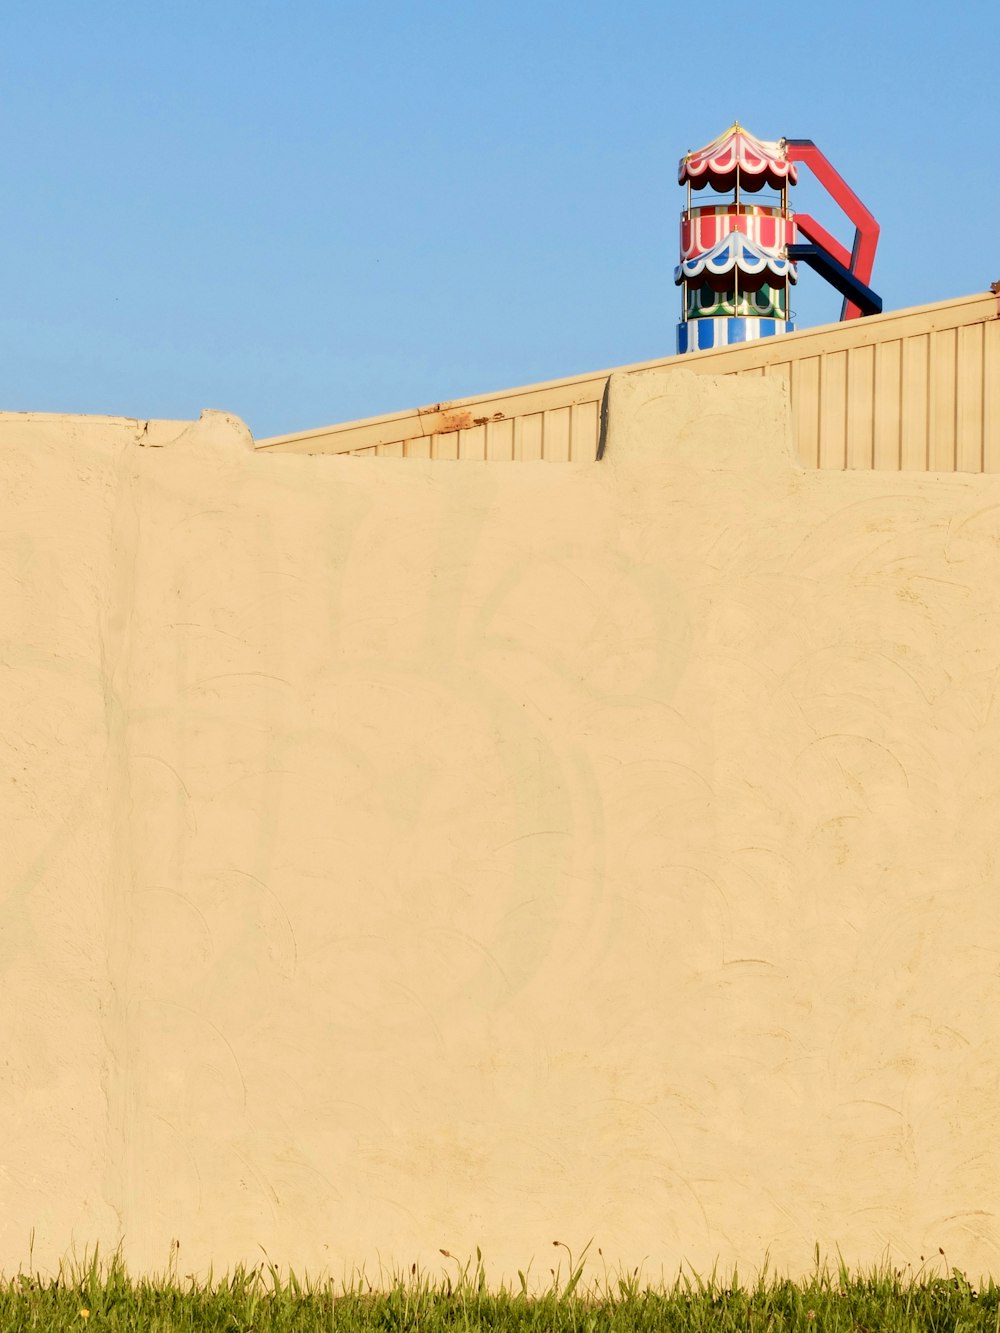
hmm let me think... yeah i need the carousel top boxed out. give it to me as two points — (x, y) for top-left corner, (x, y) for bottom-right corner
(679, 122), (797, 192)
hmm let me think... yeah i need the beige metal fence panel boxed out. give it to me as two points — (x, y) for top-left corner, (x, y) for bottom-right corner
(486, 417), (515, 461)
(458, 424), (486, 460)
(570, 400), (601, 460)
(900, 332), (930, 470)
(956, 322), (985, 473)
(256, 292), (1000, 472)
(661, 292), (997, 473)
(986, 319), (1000, 471)
(431, 429), (459, 460)
(818, 349), (847, 469)
(873, 340), (902, 470)
(544, 406), (572, 461)
(514, 412), (544, 460)
(404, 436), (432, 459)
(847, 344), (875, 469)
(257, 373), (609, 458)
(416, 401), (600, 462)
(929, 328), (957, 472)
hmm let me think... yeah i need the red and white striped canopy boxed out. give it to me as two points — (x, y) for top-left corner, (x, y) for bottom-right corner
(680, 123), (797, 191)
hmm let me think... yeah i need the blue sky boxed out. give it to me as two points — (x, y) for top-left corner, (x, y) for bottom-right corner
(2, 0), (997, 438)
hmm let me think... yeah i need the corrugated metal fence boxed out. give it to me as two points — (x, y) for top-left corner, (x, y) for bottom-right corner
(257, 293), (1000, 472)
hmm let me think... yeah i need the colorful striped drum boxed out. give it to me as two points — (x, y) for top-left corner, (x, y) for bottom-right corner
(680, 205), (796, 260)
(676, 317), (795, 354)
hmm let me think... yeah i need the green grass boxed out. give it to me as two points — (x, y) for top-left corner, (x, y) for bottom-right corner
(2, 1248), (999, 1332)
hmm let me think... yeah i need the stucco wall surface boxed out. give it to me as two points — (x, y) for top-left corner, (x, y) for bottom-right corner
(2, 380), (1000, 1282)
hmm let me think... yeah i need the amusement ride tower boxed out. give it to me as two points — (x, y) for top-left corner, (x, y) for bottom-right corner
(675, 122), (881, 355)
(676, 123), (797, 353)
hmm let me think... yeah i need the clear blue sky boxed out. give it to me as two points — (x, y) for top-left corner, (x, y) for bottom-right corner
(2, 0), (997, 439)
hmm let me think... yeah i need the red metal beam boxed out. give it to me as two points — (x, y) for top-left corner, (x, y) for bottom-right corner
(792, 215), (852, 272)
(785, 139), (880, 320)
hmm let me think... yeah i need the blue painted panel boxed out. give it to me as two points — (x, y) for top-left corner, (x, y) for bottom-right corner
(676, 318), (795, 355)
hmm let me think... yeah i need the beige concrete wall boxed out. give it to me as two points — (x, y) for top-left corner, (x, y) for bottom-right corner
(3, 378), (1000, 1282)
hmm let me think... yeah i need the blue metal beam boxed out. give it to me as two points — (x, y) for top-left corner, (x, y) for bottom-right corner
(787, 243), (882, 317)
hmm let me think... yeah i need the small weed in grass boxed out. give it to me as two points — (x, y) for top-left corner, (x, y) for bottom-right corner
(1, 1249), (999, 1331)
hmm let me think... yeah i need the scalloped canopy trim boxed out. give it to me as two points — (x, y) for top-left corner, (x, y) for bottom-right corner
(679, 122), (797, 190)
(673, 230), (797, 285)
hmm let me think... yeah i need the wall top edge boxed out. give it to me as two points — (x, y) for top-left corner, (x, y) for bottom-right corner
(0, 411), (197, 430)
